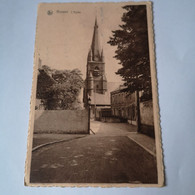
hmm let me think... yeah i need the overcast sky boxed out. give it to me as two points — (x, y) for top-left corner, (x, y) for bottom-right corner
(35, 3), (131, 82)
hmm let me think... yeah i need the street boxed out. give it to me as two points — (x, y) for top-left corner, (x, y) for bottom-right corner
(30, 121), (157, 184)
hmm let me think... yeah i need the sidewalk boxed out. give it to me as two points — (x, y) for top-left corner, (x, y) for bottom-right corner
(127, 133), (156, 156)
(90, 121), (156, 156)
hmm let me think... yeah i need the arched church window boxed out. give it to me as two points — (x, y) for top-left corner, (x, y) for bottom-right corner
(93, 66), (100, 76)
(95, 66), (100, 70)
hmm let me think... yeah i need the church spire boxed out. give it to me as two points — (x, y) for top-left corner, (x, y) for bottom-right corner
(84, 16), (107, 99)
(101, 49), (104, 62)
(95, 16), (98, 27)
(91, 17), (101, 61)
(87, 48), (92, 61)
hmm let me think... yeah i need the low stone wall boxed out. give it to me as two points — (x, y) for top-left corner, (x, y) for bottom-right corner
(140, 124), (155, 138)
(140, 100), (154, 138)
(100, 116), (122, 123)
(127, 119), (137, 126)
(140, 100), (154, 126)
(34, 109), (89, 134)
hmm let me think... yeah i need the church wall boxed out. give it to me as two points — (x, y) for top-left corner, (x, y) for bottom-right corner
(93, 79), (103, 93)
(102, 80), (107, 90)
(88, 62), (105, 74)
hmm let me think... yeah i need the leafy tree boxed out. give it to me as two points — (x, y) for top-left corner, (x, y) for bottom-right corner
(108, 5), (153, 132)
(36, 65), (56, 101)
(36, 66), (84, 110)
(108, 5), (152, 100)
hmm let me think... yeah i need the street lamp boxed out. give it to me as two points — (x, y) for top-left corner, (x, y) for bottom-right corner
(88, 97), (91, 107)
(87, 97), (91, 134)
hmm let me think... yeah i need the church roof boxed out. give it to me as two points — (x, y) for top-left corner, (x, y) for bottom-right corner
(90, 82), (123, 105)
(91, 18), (101, 61)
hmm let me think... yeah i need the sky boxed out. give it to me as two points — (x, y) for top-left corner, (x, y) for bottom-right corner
(34, 3), (131, 82)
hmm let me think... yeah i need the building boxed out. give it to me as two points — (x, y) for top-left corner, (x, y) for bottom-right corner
(111, 85), (155, 137)
(110, 85), (137, 125)
(84, 18), (107, 99)
(83, 18), (122, 119)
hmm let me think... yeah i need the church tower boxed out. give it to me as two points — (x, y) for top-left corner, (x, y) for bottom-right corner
(85, 18), (107, 98)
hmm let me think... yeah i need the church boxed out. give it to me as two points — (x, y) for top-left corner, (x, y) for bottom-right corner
(83, 18), (121, 119)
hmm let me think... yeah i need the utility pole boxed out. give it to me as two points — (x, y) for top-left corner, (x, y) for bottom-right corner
(135, 90), (141, 133)
(135, 63), (141, 133)
(87, 96), (91, 134)
(94, 87), (96, 120)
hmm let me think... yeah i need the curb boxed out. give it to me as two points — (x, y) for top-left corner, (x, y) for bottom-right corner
(127, 135), (156, 157)
(32, 135), (87, 152)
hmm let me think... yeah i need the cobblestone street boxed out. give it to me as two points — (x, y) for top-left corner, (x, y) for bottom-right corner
(30, 121), (157, 184)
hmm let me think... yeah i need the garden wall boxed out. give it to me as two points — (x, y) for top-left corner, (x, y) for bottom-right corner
(140, 100), (155, 138)
(34, 109), (89, 134)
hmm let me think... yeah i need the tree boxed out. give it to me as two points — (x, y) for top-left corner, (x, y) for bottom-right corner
(36, 66), (84, 110)
(108, 5), (152, 99)
(36, 65), (56, 102)
(108, 5), (152, 132)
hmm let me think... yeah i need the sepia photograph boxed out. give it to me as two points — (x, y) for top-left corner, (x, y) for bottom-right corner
(25, 2), (164, 187)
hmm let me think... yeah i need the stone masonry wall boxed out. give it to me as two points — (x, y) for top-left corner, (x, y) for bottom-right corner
(34, 109), (89, 134)
(140, 100), (154, 126)
(140, 100), (154, 137)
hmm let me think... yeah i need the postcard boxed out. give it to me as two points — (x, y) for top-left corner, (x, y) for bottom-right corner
(25, 2), (164, 187)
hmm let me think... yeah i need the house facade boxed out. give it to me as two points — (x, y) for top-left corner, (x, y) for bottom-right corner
(110, 86), (137, 125)
(111, 85), (155, 137)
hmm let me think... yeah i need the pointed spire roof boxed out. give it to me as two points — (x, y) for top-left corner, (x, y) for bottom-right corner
(87, 48), (92, 61)
(95, 16), (98, 27)
(89, 71), (93, 78)
(101, 48), (104, 62)
(91, 17), (101, 61)
(102, 74), (107, 81)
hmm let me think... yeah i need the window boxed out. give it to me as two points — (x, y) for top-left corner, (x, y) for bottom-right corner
(93, 66), (100, 76)
(95, 66), (100, 70)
